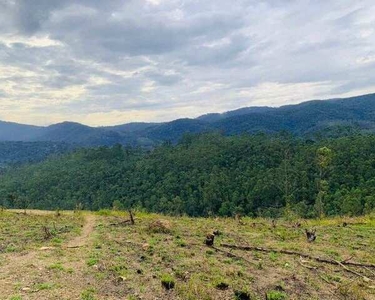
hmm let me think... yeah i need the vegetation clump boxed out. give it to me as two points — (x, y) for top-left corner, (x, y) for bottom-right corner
(266, 290), (287, 300)
(148, 219), (172, 234)
(161, 274), (175, 290)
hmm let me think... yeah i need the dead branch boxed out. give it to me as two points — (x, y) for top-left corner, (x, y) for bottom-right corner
(129, 210), (135, 225)
(335, 260), (371, 281)
(110, 210), (135, 226)
(298, 257), (318, 270)
(220, 243), (375, 269)
(211, 246), (252, 264)
(42, 226), (53, 240)
(110, 220), (133, 226)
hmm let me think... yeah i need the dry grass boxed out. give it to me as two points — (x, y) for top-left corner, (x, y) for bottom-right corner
(1, 209), (375, 299)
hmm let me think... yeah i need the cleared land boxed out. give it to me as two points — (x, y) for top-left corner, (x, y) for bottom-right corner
(1, 210), (375, 300)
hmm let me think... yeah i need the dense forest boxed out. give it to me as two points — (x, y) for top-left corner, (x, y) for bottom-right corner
(1, 133), (375, 218)
(0, 141), (75, 168)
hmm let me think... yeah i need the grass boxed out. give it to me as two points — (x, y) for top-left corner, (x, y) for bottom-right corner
(1, 209), (375, 299)
(266, 290), (287, 300)
(161, 273), (176, 290)
(0, 210), (83, 253)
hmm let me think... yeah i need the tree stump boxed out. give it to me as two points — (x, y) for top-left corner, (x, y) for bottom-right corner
(205, 233), (215, 246)
(305, 229), (316, 242)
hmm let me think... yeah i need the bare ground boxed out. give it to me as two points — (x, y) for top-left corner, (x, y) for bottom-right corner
(0, 211), (98, 300)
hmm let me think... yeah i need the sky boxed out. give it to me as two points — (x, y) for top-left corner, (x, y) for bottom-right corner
(0, 0), (375, 126)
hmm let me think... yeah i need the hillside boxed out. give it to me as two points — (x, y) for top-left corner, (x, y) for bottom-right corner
(0, 210), (374, 300)
(1, 93), (375, 148)
(0, 141), (75, 168)
(0, 121), (43, 141)
(2, 133), (375, 218)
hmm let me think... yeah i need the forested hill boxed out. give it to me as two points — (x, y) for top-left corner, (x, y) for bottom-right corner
(1, 93), (375, 148)
(0, 141), (75, 169)
(1, 133), (375, 218)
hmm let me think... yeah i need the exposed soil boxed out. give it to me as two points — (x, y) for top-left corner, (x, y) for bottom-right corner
(0, 212), (98, 300)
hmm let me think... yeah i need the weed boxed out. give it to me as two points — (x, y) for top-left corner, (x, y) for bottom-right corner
(161, 274), (175, 290)
(35, 282), (55, 291)
(266, 290), (287, 300)
(81, 288), (96, 300)
(87, 258), (98, 267)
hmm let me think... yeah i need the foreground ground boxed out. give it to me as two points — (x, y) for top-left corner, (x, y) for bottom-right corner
(1, 210), (375, 300)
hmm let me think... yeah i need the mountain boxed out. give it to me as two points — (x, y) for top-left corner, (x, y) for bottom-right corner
(105, 122), (160, 133)
(1, 93), (375, 147)
(0, 121), (43, 141)
(197, 106), (275, 122)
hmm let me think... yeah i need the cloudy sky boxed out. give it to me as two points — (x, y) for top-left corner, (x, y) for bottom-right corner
(0, 0), (375, 126)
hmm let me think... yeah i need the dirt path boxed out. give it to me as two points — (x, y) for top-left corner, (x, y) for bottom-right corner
(6, 210), (97, 248)
(0, 212), (98, 300)
(66, 214), (96, 248)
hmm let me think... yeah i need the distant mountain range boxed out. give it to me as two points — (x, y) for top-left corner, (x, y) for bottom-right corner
(1, 93), (375, 147)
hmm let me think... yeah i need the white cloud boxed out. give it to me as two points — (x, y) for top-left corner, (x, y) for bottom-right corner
(0, 0), (375, 126)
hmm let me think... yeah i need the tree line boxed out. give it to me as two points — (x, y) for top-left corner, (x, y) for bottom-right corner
(1, 132), (375, 218)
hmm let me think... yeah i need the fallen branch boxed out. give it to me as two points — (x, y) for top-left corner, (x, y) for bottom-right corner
(298, 257), (318, 270)
(335, 260), (371, 281)
(211, 246), (252, 264)
(220, 243), (375, 269)
(66, 245), (82, 249)
(110, 220), (134, 226)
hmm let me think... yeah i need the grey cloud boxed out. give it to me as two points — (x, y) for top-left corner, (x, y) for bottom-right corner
(0, 0), (375, 125)
(144, 70), (183, 86)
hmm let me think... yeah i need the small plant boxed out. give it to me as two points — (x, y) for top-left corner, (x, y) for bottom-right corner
(81, 289), (96, 300)
(266, 290), (287, 300)
(9, 296), (22, 300)
(48, 263), (65, 271)
(269, 252), (279, 262)
(35, 282), (55, 291)
(161, 274), (175, 290)
(87, 258), (99, 267)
